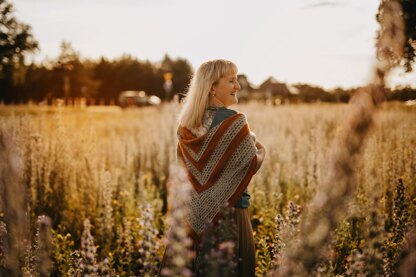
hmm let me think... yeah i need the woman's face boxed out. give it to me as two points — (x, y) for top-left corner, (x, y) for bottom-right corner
(211, 70), (241, 107)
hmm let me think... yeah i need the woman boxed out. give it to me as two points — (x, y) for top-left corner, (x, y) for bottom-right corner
(162, 59), (265, 277)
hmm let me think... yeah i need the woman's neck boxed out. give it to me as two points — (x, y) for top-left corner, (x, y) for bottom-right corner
(208, 104), (225, 108)
(208, 96), (227, 108)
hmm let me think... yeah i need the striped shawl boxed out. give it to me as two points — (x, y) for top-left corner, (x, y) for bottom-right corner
(176, 112), (258, 244)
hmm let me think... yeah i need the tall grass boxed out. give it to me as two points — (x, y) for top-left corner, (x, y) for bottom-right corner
(0, 101), (414, 276)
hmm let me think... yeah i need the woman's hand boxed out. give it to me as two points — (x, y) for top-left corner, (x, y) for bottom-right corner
(255, 141), (264, 150)
(249, 131), (266, 171)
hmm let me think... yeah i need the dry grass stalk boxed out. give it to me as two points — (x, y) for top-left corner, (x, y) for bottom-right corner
(272, 1), (407, 275)
(0, 129), (29, 276)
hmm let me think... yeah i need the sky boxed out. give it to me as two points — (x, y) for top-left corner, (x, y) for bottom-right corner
(12, 0), (416, 89)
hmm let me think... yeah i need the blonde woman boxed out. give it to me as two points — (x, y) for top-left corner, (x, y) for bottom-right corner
(162, 59), (265, 277)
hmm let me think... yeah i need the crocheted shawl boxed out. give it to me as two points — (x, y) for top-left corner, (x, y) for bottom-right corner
(176, 112), (258, 244)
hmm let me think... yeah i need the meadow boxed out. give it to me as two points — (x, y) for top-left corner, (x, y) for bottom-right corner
(0, 101), (415, 276)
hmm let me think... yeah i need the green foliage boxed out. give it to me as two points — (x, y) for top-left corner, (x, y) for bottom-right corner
(333, 216), (364, 274)
(384, 178), (411, 276)
(51, 227), (74, 276)
(399, 0), (416, 72)
(0, 0), (38, 104)
(256, 237), (271, 276)
(0, 0), (38, 81)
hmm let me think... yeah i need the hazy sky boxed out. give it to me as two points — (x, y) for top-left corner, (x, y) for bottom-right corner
(12, 0), (416, 89)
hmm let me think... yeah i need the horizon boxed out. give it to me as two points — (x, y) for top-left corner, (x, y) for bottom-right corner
(13, 0), (416, 90)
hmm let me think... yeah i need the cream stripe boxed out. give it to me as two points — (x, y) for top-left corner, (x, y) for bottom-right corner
(186, 136), (257, 234)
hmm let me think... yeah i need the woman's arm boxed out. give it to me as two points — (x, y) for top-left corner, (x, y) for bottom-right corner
(248, 130), (265, 172)
(254, 141), (265, 173)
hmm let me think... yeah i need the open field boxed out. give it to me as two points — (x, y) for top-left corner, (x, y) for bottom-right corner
(0, 102), (415, 276)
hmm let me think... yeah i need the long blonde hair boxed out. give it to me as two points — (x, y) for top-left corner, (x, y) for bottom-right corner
(177, 59), (237, 129)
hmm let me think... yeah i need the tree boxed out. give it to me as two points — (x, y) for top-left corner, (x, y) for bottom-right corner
(93, 55), (161, 102)
(400, 0), (416, 72)
(377, 0), (416, 72)
(0, 0), (38, 102)
(52, 41), (82, 101)
(170, 57), (193, 97)
(160, 54), (193, 100)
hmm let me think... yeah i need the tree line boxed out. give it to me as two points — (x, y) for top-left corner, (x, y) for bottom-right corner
(0, 0), (415, 105)
(2, 41), (193, 104)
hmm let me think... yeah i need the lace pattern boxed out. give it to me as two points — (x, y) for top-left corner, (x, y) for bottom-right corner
(188, 107), (217, 137)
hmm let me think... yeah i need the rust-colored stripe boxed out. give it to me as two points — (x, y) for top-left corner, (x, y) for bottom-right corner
(179, 116), (246, 171)
(201, 125), (251, 190)
(180, 127), (207, 153)
(189, 119), (240, 167)
(177, 145), (205, 193)
(178, 125), (250, 193)
(180, 113), (242, 154)
(227, 155), (258, 207)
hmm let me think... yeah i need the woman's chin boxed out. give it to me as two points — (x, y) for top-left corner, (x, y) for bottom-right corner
(233, 97), (239, 105)
(232, 95), (239, 102)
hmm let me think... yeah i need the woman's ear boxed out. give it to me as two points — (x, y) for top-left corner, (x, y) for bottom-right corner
(211, 83), (217, 93)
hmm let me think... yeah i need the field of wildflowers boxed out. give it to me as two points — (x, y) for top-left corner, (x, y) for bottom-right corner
(0, 101), (414, 276)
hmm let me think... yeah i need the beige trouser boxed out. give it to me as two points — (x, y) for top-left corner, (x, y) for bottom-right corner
(234, 207), (256, 277)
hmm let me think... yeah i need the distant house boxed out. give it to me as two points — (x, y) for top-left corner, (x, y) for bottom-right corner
(234, 75), (304, 104)
(250, 77), (293, 104)
(260, 77), (290, 96)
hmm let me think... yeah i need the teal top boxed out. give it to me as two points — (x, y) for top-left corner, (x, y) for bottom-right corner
(207, 106), (251, 208)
